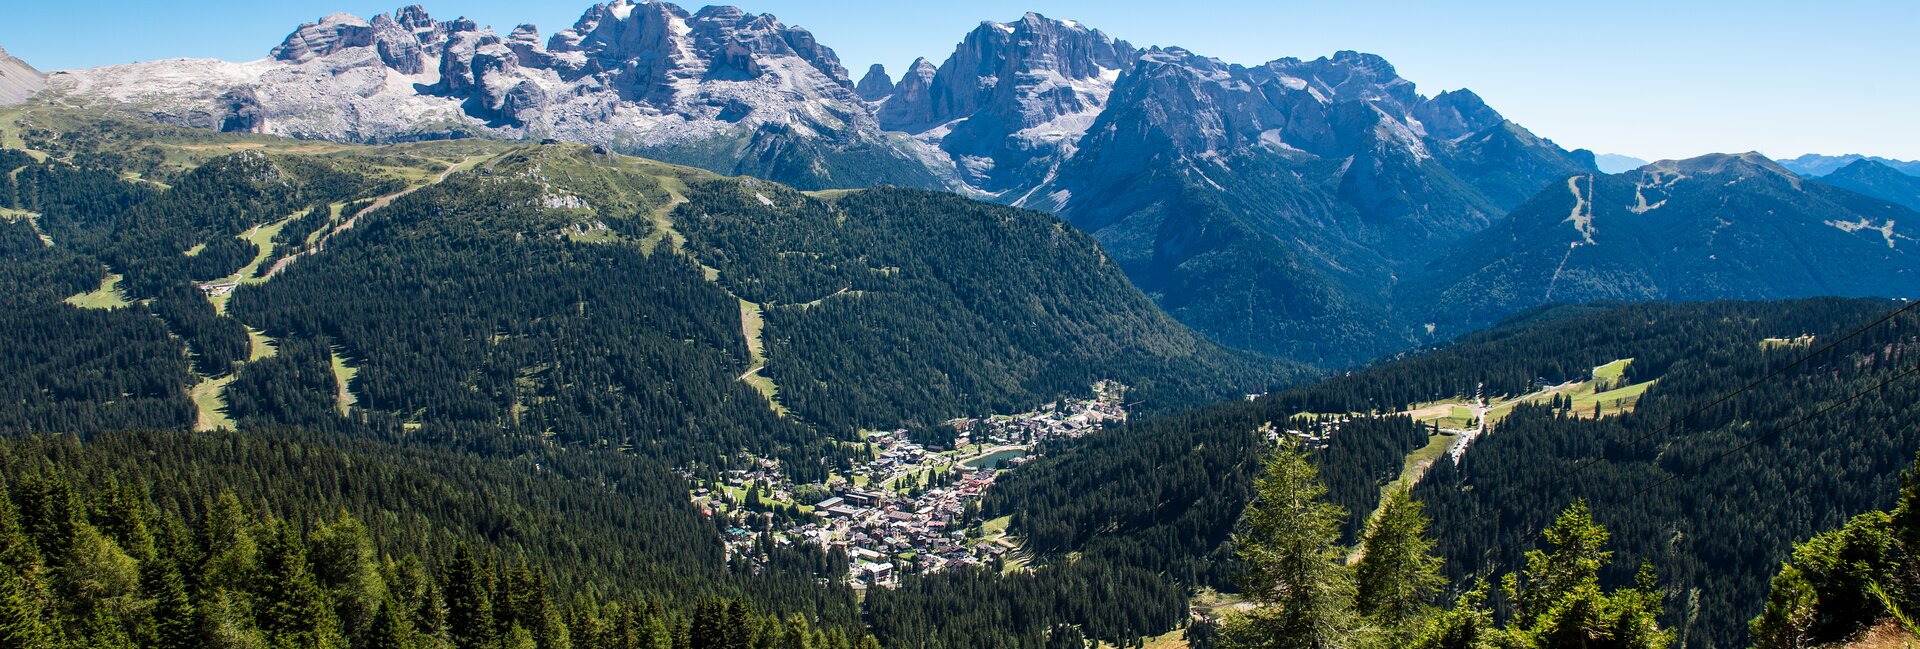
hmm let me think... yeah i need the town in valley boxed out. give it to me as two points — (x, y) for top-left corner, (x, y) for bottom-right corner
(685, 381), (1130, 590)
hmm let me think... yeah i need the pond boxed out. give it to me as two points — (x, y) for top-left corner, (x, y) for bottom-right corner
(962, 448), (1029, 470)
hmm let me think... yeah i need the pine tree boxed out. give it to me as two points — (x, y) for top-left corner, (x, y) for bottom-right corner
(444, 545), (497, 649)
(0, 482), (40, 577)
(1353, 489), (1444, 628)
(1503, 502), (1671, 649)
(691, 599), (729, 649)
(1221, 438), (1354, 649)
(0, 562), (47, 649)
(140, 555), (201, 649)
(254, 521), (345, 648)
(1409, 582), (1498, 649)
(365, 597), (420, 649)
(309, 511), (385, 642)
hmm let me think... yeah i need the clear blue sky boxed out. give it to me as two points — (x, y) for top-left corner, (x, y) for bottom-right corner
(4, 0), (1916, 161)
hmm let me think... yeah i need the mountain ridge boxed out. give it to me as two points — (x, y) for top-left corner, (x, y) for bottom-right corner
(1777, 152), (1920, 177)
(1405, 151), (1920, 335)
(0, 45), (43, 105)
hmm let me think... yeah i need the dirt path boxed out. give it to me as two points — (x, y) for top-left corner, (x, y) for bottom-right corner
(264, 155), (488, 279)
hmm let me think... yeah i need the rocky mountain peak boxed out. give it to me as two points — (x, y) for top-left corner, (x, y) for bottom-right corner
(856, 64), (893, 101)
(394, 4), (435, 31)
(876, 12), (1136, 194)
(271, 12), (375, 63)
(1411, 88), (1502, 141)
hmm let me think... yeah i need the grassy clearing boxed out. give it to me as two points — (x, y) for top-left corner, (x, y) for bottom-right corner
(205, 212), (300, 313)
(330, 348), (360, 416)
(1140, 628), (1189, 649)
(1384, 433), (1455, 495)
(978, 515), (1013, 538)
(190, 375), (237, 432)
(64, 272), (131, 310)
(1395, 399), (1480, 430)
(1570, 379), (1658, 417)
(1349, 432), (1458, 563)
(640, 176), (691, 255)
(735, 299), (790, 416)
(246, 327), (278, 362)
(1593, 358), (1633, 382)
(1, 207), (46, 243)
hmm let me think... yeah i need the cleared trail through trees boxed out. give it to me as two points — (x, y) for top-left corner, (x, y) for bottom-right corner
(264, 154), (489, 279)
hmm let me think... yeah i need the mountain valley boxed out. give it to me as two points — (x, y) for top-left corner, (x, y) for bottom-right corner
(1, 3), (1918, 649)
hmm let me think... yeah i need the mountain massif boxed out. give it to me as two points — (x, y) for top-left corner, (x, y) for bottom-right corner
(1814, 157), (1920, 212)
(23, 2), (1595, 364)
(27, 2), (1918, 366)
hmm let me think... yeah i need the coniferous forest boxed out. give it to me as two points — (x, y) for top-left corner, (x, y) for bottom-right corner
(0, 106), (1917, 649)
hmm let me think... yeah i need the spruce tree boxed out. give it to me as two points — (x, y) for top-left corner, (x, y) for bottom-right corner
(1353, 489), (1444, 628)
(0, 562), (47, 649)
(1503, 502), (1671, 649)
(253, 521), (345, 648)
(1221, 438), (1354, 649)
(140, 556), (200, 649)
(444, 545), (497, 649)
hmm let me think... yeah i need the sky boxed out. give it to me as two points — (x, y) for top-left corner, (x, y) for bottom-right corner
(4, 0), (1916, 161)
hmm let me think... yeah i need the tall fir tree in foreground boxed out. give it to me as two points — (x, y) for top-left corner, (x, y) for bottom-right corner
(1218, 443), (1669, 649)
(1354, 488), (1444, 634)
(1221, 438), (1356, 649)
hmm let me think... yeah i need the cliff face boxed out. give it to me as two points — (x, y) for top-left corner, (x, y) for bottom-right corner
(877, 13), (1135, 195)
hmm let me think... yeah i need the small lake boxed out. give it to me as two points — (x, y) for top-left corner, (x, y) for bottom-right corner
(962, 449), (1029, 470)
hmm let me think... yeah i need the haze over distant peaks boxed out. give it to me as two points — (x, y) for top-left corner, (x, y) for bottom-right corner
(1593, 153), (1648, 174)
(1816, 158), (1920, 212)
(1776, 152), (1920, 177)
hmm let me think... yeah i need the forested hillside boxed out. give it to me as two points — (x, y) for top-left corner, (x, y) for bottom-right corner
(985, 298), (1920, 647)
(1747, 454), (1920, 648)
(673, 181), (1285, 432)
(1407, 154), (1920, 336)
(0, 106), (1294, 646)
(0, 429), (870, 647)
(1416, 299), (1920, 648)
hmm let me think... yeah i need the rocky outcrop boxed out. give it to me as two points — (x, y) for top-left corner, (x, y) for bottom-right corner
(879, 13), (1135, 194)
(270, 13), (376, 63)
(1411, 88), (1502, 141)
(855, 64), (892, 101)
(369, 13), (426, 74)
(0, 45), (44, 105)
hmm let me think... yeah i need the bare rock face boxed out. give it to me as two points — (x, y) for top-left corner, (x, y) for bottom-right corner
(855, 64), (892, 102)
(50, 1), (931, 190)
(876, 58), (937, 129)
(271, 13), (376, 63)
(1409, 88), (1501, 141)
(0, 46), (45, 105)
(878, 13), (1135, 195)
(370, 14), (426, 74)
